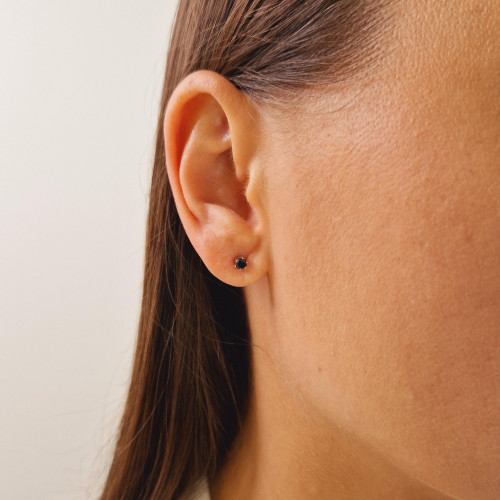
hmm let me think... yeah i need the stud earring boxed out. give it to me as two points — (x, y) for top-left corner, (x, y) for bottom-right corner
(234, 256), (247, 270)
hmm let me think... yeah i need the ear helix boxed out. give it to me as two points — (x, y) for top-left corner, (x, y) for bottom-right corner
(234, 256), (248, 270)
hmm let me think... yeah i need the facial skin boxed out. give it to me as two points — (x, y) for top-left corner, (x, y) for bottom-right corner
(164, 1), (499, 498)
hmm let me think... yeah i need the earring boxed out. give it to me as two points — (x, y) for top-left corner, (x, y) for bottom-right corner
(234, 256), (247, 270)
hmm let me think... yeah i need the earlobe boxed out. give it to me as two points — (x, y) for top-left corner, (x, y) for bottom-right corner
(163, 70), (267, 287)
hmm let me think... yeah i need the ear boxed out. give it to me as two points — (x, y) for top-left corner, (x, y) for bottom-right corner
(163, 70), (268, 287)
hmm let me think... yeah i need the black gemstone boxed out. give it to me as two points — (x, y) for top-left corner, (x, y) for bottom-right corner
(234, 257), (247, 269)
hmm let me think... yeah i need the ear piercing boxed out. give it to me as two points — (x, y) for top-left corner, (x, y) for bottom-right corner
(234, 256), (248, 270)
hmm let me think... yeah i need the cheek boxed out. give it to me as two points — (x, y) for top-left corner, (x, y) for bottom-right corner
(264, 100), (500, 494)
(261, 3), (500, 493)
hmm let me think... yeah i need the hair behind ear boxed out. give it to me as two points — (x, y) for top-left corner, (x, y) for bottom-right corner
(100, 148), (250, 499)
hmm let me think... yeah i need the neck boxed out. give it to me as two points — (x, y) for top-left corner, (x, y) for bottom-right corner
(209, 279), (455, 500)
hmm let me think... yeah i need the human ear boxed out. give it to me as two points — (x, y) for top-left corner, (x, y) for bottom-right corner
(163, 70), (267, 287)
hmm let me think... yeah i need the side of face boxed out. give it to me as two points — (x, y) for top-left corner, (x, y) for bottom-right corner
(257, 0), (500, 497)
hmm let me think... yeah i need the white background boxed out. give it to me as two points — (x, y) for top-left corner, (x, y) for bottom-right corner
(0, 1), (179, 498)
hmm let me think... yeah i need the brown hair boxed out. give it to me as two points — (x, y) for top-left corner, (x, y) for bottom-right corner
(100, 1), (390, 498)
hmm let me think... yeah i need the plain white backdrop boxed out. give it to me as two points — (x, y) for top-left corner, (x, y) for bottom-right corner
(0, 1), (179, 498)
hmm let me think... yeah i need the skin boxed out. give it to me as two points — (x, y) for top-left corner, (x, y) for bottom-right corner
(164, 1), (499, 498)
